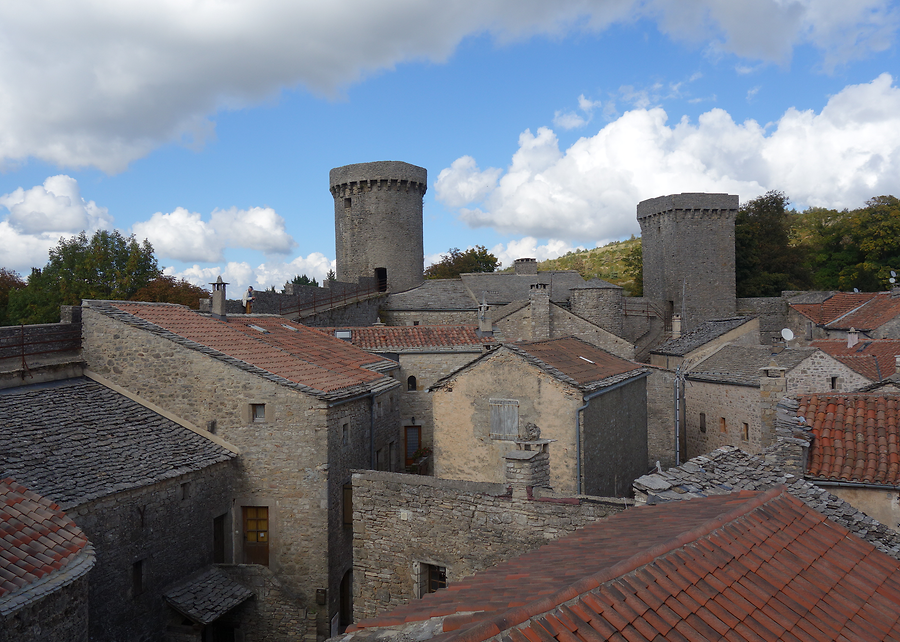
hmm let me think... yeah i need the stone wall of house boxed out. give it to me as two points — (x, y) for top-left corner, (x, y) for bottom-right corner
(379, 309), (477, 326)
(822, 486), (900, 533)
(684, 381), (760, 459)
(582, 376), (648, 496)
(396, 351), (481, 467)
(737, 297), (786, 344)
(350, 471), (627, 621)
(81, 305), (396, 636)
(645, 368), (677, 470)
(70, 461), (237, 642)
(300, 297), (385, 328)
(218, 565), (318, 642)
(431, 350), (580, 492)
(0, 573), (90, 642)
(786, 352), (872, 393)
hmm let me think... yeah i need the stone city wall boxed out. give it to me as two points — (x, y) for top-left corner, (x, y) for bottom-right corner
(350, 471), (627, 620)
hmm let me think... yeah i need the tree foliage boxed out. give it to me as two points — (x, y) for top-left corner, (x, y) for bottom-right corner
(5, 230), (161, 324)
(0, 268), (26, 325)
(622, 243), (643, 296)
(424, 246), (500, 279)
(130, 275), (210, 308)
(291, 274), (319, 287)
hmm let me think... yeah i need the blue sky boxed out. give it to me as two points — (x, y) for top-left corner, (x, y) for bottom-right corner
(1, 1), (899, 292)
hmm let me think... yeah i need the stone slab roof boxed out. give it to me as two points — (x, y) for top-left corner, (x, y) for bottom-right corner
(164, 567), (254, 625)
(430, 337), (647, 395)
(460, 271), (586, 305)
(0, 478), (95, 615)
(383, 280), (477, 310)
(0, 378), (236, 509)
(686, 345), (819, 387)
(317, 325), (491, 352)
(344, 487), (900, 642)
(799, 393), (900, 487)
(632, 445), (900, 560)
(652, 317), (754, 357)
(86, 301), (399, 401)
(812, 339), (900, 382)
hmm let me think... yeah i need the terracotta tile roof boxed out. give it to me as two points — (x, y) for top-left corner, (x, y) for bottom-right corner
(791, 291), (900, 330)
(511, 337), (643, 388)
(0, 378), (236, 509)
(349, 487), (900, 642)
(163, 567), (254, 625)
(800, 393), (900, 486)
(88, 301), (398, 399)
(812, 339), (900, 381)
(317, 325), (491, 352)
(0, 478), (95, 615)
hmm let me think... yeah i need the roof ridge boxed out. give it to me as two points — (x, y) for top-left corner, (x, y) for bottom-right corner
(444, 486), (788, 642)
(825, 296), (879, 327)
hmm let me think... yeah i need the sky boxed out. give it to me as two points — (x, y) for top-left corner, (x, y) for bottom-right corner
(1, 1), (899, 293)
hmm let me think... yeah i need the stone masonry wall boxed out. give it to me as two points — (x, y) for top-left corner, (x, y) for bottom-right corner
(684, 381), (760, 459)
(72, 461), (237, 642)
(380, 309), (477, 326)
(646, 368), (677, 469)
(786, 351), (872, 393)
(737, 297), (787, 344)
(81, 305), (384, 636)
(351, 471), (627, 621)
(1, 573), (89, 642)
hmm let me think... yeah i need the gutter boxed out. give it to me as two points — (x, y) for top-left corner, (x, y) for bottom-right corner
(811, 479), (900, 491)
(575, 371), (650, 495)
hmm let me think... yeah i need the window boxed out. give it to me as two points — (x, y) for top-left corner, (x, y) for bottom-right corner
(180, 482), (191, 500)
(376, 448), (384, 471)
(375, 267), (387, 292)
(405, 425), (421, 466)
(251, 403), (266, 423)
(342, 423), (349, 447)
(490, 399), (519, 439)
(413, 321), (420, 326)
(132, 560), (144, 597)
(719, 417), (727, 434)
(389, 441), (396, 472)
(416, 563), (447, 597)
(699, 413), (706, 433)
(831, 376), (839, 390)
(243, 506), (269, 566)
(741, 423), (750, 441)
(407, 376), (417, 391)
(343, 484), (353, 527)
(344, 197), (352, 210)
(213, 514), (226, 564)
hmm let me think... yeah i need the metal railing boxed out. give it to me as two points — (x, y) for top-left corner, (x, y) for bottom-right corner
(0, 323), (82, 371)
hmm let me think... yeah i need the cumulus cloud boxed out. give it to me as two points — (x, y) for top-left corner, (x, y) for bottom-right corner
(490, 238), (584, 267)
(168, 252), (335, 294)
(439, 74), (900, 243)
(553, 94), (602, 130)
(0, 1), (894, 172)
(0, 175), (113, 272)
(435, 157), (502, 208)
(133, 206), (296, 262)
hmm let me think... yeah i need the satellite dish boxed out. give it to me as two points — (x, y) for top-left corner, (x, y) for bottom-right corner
(892, 271), (896, 277)
(891, 278), (896, 284)
(781, 328), (794, 341)
(853, 288), (859, 293)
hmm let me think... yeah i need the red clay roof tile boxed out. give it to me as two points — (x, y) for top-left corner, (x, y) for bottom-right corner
(317, 325), (492, 351)
(810, 339), (900, 382)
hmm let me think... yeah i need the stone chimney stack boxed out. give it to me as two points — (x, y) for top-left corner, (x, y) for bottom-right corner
(210, 276), (228, 321)
(895, 354), (900, 375)
(759, 360), (787, 447)
(671, 314), (682, 339)
(514, 258), (538, 275)
(529, 283), (550, 341)
(505, 437), (552, 499)
(847, 327), (859, 348)
(478, 300), (492, 336)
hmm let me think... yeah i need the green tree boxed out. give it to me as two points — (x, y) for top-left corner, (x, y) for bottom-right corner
(0, 268), (26, 325)
(622, 242), (643, 296)
(130, 275), (210, 308)
(6, 230), (161, 324)
(735, 191), (811, 297)
(424, 246), (500, 279)
(291, 274), (319, 287)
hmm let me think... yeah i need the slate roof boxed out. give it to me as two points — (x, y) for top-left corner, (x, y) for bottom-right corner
(652, 317), (754, 357)
(318, 325), (491, 352)
(792, 291), (900, 330)
(430, 337), (647, 395)
(686, 345), (819, 387)
(0, 377), (236, 509)
(632, 445), (900, 560)
(383, 280), (477, 310)
(569, 277), (622, 290)
(799, 393), (900, 487)
(460, 271), (587, 305)
(87, 301), (399, 400)
(164, 567), (254, 625)
(0, 478), (95, 615)
(346, 487), (900, 642)
(812, 339), (900, 382)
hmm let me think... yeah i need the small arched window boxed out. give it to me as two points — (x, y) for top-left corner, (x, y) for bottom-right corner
(407, 376), (417, 391)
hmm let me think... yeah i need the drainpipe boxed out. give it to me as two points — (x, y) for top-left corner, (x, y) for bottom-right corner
(575, 371), (650, 495)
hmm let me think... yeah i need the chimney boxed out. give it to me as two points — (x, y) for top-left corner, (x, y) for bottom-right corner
(892, 286), (900, 299)
(210, 276), (228, 320)
(759, 360), (787, 447)
(847, 327), (859, 348)
(671, 313), (682, 339)
(514, 258), (538, 275)
(477, 300), (492, 336)
(504, 435), (552, 499)
(529, 283), (550, 340)
(895, 355), (900, 375)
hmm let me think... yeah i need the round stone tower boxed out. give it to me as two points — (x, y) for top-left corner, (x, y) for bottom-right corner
(330, 161), (427, 293)
(569, 279), (624, 338)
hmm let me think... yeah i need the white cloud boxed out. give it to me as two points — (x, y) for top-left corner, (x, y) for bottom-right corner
(490, 238), (583, 268)
(442, 74), (900, 242)
(434, 156), (502, 208)
(168, 253), (335, 294)
(133, 205), (296, 262)
(0, 1), (893, 172)
(554, 94), (601, 130)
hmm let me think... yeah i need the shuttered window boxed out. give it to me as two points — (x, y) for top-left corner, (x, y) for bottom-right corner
(490, 399), (519, 439)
